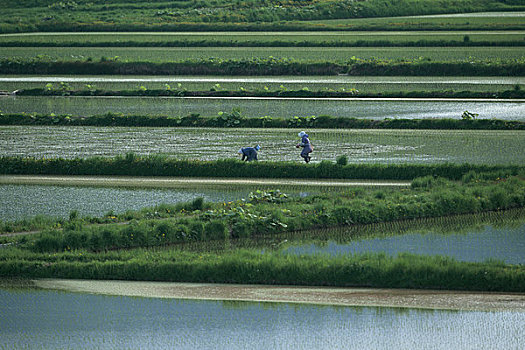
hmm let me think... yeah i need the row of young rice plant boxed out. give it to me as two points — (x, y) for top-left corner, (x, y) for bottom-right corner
(3, 46), (525, 63)
(2, 76), (522, 94)
(1, 126), (524, 165)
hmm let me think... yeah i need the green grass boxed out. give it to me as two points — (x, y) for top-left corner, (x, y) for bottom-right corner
(2, 31), (524, 45)
(0, 0), (523, 32)
(2, 46), (525, 63)
(306, 11), (525, 29)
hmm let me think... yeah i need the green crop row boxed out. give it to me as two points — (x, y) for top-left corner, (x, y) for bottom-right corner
(1, 57), (524, 76)
(3, 112), (524, 130)
(1, 155), (523, 180)
(3, 46), (525, 65)
(14, 86), (525, 100)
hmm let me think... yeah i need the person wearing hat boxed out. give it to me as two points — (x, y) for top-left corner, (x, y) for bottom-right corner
(296, 131), (313, 163)
(238, 145), (261, 161)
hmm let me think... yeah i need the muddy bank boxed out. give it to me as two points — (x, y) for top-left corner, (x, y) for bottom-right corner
(34, 279), (525, 312)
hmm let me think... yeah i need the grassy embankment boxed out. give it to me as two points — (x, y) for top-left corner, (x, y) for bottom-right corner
(1, 173), (525, 292)
(1, 57), (524, 76)
(1, 0), (523, 33)
(2, 112), (525, 129)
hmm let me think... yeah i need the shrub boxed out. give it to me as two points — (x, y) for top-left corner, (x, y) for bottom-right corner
(154, 221), (178, 244)
(31, 231), (62, 253)
(204, 220), (228, 241)
(336, 155), (348, 166)
(188, 222), (204, 241)
(411, 176), (450, 189)
(489, 188), (510, 209)
(231, 221), (251, 239)
(191, 197), (204, 211)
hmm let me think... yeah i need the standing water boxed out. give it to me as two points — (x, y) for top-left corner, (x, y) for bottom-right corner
(0, 287), (523, 350)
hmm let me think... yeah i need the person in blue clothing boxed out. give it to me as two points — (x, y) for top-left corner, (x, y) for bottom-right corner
(238, 145), (261, 161)
(296, 131), (313, 163)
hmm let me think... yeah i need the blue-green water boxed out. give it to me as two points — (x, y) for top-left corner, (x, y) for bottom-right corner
(0, 288), (523, 350)
(283, 223), (525, 264)
(0, 184), (250, 222)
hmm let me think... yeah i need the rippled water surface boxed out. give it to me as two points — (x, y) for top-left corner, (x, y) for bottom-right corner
(0, 184), (251, 221)
(0, 288), (523, 350)
(1, 95), (523, 120)
(2, 125), (524, 165)
(283, 222), (525, 264)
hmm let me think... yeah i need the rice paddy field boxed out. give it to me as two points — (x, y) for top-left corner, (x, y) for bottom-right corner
(1, 286), (522, 350)
(2, 125), (524, 165)
(3, 46), (525, 63)
(1, 3), (525, 347)
(2, 95), (524, 120)
(2, 75), (523, 94)
(0, 184), (254, 222)
(2, 31), (525, 45)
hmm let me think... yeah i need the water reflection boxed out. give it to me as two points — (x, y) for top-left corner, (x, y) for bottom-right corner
(186, 209), (525, 264)
(281, 211), (525, 264)
(0, 184), (251, 222)
(1, 95), (524, 120)
(0, 287), (523, 350)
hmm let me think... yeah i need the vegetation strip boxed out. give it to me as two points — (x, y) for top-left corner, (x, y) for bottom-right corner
(1, 156), (524, 180)
(11, 88), (525, 100)
(1, 1), (524, 33)
(2, 113), (524, 130)
(33, 279), (525, 311)
(1, 59), (524, 76)
(2, 40), (525, 47)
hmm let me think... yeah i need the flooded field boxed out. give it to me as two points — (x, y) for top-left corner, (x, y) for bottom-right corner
(3, 46), (525, 63)
(1, 75), (523, 95)
(2, 95), (524, 121)
(0, 286), (523, 350)
(282, 221), (525, 264)
(1, 125), (524, 165)
(0, 184), (252, 222)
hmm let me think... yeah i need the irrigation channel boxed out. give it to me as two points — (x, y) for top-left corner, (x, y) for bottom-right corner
(2, 125), (524, 165)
